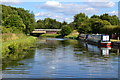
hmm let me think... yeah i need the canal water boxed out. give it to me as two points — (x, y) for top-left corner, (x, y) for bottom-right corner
(2, 38), (119, 78)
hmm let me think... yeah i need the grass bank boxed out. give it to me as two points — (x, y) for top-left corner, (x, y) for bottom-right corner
(40, 30), (79, 39)
(1, 33), (37, 63)
(65, 30), (79, 39)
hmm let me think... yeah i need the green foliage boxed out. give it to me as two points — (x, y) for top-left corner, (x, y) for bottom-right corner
(74, 13), (88, 29)
(89, 18), (111, 33)
(2, 5), (35, 34)
(4, 15), (25, 32)
(60, 25), (72, 37)
(91, 15), (100, 18)
(2, 36), (37, 59)
(100, 25), (118, 34)
(77, 22), (92, 34)
(62, 21), (67, 25)
(36, 18), (62, 29)
(73, 13), (119, 34)
(100, 13), (119, 25)
(65, 30), (79, 39)
(74, 13), (88, 22)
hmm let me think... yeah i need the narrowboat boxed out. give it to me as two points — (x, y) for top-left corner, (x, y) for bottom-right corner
(79, 34), (111, 46)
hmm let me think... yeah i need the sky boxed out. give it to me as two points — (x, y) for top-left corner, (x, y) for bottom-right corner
(0, 0), (119, 23)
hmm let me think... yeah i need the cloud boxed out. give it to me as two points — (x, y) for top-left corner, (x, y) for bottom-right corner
(35, 1), (116, 23)
(36, 1), (98, 16)
(45, 1), (62, 7)
(35, 11), (74, 23)
(35, 12), (53, 17)
(35, 12), (66, 22)
(86, 1), (115, 8)
(0, 0), (21, 4)
(107, 11), (118, 15)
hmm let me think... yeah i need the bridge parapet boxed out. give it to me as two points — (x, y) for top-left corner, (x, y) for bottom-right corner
(32, 29), (61, 34)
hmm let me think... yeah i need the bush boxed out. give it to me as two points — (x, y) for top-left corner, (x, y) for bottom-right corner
(60, 25), (72, 37)
(2, 36), (37, 59)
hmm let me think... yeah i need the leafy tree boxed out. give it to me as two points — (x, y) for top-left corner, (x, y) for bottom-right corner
(74, 13), (88, 29)
(36, 19), (44, 29)
(77, 21), (92, 34)
(91, 15), (100, 18)
(4, 15), (25, 33)
(100, 13), (119, 25)
(60, 25), (72, 37)
(74, 13), (88, 22)
(69, 22), (76, 30)
(2, 5), (35, 34)
(89, 18), (111, 33)
(62, 21), (67, 25)
(36, 18), (62, 29)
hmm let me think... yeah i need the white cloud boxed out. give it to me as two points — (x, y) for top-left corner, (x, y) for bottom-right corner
(45, 1), (62, 7)
(36, 1), (98, 16)
(35, 12), (52, 17)
(0, 0), (21, 4)
(86, 1), (115, 8)
(35, 12), (66, 22)
(35, 1), (116, 22)
(107, 11), (118, 15)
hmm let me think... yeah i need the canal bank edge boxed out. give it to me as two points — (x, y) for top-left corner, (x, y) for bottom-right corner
(2, 36), (37, 64)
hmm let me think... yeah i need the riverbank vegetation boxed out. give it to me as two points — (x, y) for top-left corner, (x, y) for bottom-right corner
(2, 5), (35, 34)
(1, 34), (36, 63)
(40, 30), (79, 39)
(1, 33), (36, 62)
(1, 5), (37, 63)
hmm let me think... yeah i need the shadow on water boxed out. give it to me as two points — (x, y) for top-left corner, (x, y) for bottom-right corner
(2, 38), (120, 78)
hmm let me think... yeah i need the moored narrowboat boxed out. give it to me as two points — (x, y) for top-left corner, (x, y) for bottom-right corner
(79, 34), (111, 46)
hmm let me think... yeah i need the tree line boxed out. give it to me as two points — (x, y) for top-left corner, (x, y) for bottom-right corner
(1, 5), (35, 34)
(72, 13), (120, 35)
(1, 5), (120, 37)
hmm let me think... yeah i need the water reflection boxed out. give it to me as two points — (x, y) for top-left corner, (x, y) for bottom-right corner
(3, 38), (119, 78)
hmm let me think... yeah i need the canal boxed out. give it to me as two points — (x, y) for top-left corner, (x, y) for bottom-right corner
(2, 38), (120, 78)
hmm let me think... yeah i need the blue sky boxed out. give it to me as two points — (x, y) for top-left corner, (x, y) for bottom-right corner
(0, 0), (119, 23)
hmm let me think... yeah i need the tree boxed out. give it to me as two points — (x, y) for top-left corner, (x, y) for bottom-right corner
(77, 22), (92, 34)
(36, 19), (44, 28)
(2, 5), (35, 34)
(62, 21), (67, 25)
(4, 15), (25, 33)
(60, 25), (72, 37)
(36, 18), (62, 29)
(100, 13), (119, 25)
(89, 18), (111, 33)
(91, 15), (100, 18)
(74, 13), (88, 29)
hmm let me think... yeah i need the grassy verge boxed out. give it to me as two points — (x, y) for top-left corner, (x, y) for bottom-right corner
(1, 33), (37, 62)
(65, 30), (79, 39)
(40, 30), (79, 39)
